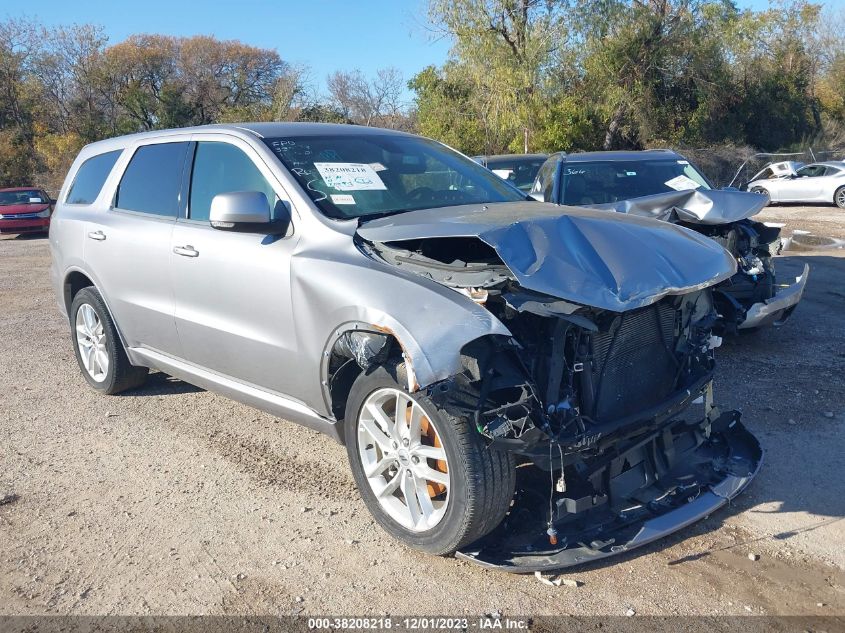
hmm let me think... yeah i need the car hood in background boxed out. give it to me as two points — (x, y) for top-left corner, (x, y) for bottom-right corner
(0, 203), (50, 215)
(584, 188), (767, 226)
(357, 202), (737, 312)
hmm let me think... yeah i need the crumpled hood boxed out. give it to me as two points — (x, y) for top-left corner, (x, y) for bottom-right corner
(585, 188), (767, 225)
(357, 202), (737, 312)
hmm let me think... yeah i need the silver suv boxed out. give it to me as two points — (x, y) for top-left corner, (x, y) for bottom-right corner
(50, 123), (761, 571)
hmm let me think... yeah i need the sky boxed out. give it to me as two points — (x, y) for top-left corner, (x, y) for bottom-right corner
(2, 0), (452, 102)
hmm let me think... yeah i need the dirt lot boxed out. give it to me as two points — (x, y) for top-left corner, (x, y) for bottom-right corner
(1, 205), (843, 618)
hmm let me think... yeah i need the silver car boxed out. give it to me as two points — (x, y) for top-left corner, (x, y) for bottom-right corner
(50, 123), (760, 571)
(747, 160), (845, 208)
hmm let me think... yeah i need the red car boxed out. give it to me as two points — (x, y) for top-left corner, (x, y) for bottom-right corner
(0, 187), (54, 235)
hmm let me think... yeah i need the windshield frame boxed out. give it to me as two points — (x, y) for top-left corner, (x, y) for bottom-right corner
(262, 133), (527, 221)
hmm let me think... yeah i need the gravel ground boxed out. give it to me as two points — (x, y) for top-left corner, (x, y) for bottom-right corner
(0, 205), (843, 617)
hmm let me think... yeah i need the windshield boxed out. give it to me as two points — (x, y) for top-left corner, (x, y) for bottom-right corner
(263, 134), (525, 220)
(484, 157), (547, 192)
(560, 159), (712, 206)
(0, 190), (46, 206)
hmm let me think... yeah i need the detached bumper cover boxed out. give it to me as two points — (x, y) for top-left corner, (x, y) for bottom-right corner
(456, 414), (762, 573)
(739, 263), (809, 329)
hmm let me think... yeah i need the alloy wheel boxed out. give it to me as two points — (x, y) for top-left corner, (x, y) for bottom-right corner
(357, 387), (450, 532)
(75, 303), (109, 382)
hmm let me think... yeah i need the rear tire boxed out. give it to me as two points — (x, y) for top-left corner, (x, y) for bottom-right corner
(70, 287), (148, 395)
(750, 186), (769, 199)
(834, 186), (845, 209)
(344, 361), (515, 555)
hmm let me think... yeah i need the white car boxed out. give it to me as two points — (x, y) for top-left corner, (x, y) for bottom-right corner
(746, 160), (845, 208)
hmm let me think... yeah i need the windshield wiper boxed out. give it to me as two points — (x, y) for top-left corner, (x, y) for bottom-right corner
(356, 209), (412, 224)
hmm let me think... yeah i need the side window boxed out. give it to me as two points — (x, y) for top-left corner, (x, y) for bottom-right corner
(189, 142), (278, 222)
(532, 158), (557, 198)
(796, 165), (824, 178)
(115, 142), (189, 217)
(65, 150), (122, 205)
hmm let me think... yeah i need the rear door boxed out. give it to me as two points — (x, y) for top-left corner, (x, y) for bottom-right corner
(83, 139), (190, 355)
(170, 135), (302, 395)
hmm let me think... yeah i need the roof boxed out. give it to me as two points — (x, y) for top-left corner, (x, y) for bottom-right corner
(475, 153), (549, 163)
(563, 149), (682, 162)
(77, 122), (415, 155)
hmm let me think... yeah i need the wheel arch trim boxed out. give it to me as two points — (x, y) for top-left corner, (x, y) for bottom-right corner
(62, 266), (131, 354)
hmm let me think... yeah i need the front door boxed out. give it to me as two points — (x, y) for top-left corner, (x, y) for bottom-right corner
(786, 165), (827, 201)
(170, 137), (302, 395)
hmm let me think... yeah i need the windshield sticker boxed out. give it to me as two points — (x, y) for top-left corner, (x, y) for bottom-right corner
(492, 169), (514, 179)
(314, 162), (387, 191)
(369, 162), (387, 172)
(664, 175), (701, 191)
(625, 171), (637, 176)
(563, 168), (586, 175)
(330, 194), (356, 205)
(677, 160), (689, 165)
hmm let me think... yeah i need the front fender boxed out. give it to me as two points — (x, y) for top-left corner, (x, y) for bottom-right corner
(291, 246), (511, 416)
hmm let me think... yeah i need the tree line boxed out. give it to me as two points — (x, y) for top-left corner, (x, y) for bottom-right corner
(414, 0), (845, 157)
(1, 0), (843, 190)
(0, 19), (409, 189)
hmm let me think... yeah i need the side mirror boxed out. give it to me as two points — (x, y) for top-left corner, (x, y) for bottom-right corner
(209, 191), (289, 235)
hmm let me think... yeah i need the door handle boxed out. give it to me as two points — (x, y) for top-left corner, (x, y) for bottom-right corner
(87, 230), (106, 241)
(173, 245), (199, 258)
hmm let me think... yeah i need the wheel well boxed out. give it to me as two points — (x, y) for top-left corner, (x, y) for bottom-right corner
(64, 271), (94, 316)
(326, 330), (402, 424)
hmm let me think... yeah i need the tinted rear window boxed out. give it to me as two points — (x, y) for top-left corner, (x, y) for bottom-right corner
(65, 150), (122, 205)
(115, 142), (189, 217)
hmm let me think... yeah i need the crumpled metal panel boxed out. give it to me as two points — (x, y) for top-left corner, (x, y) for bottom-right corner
(357, 201), (737, 312)
(585, 188), (768, 225)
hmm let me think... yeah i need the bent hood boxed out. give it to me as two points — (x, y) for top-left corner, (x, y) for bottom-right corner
(357, 202), (737, 312)
(585, 188), (767, 225)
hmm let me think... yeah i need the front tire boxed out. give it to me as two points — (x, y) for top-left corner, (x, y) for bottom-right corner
(344, 362), (515, 555)
(834, 186), (845, 209)
(70, 287), (148, 394)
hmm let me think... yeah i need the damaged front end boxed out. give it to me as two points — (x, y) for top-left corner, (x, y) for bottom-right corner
(356, 207), (762, 572)
(590, 189), (808, 332)
(690, 218), (808, 331)
(438, 285), (759, 572)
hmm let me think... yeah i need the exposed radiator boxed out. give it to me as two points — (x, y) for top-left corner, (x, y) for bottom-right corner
(591, 301), (678, 421)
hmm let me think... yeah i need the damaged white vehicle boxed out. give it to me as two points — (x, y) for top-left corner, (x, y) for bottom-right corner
(50, 124), (761, 572)
(747, 160), (845, 208)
